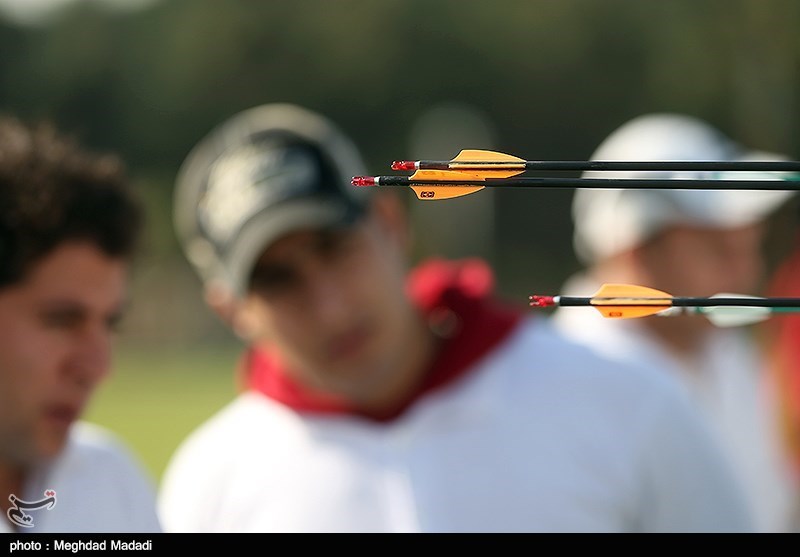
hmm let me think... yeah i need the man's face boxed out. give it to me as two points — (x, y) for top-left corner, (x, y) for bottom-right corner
(637, 222), (766, 299)
(241, 198), (418, 403)
(0, 241), (128, 466)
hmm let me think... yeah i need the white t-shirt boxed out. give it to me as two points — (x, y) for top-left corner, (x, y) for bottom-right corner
(2, 422), (161, 533)
(159, 319), (752, 533)
(552, 273), (798, 533)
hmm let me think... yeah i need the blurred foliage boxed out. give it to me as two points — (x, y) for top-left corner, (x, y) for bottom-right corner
(1, 0), (798, 346)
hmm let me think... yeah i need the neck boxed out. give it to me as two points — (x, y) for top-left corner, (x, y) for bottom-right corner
(351, 309), (439, 416)
(642, 315), (710, 362)
(0, 461), (25, 516)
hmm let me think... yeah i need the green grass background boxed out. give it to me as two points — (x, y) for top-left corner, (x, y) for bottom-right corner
(83, 343), (241, 486)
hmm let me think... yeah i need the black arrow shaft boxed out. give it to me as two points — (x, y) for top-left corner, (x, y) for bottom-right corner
(557, 297), (800, 308)
(377, 176), (799, 191)
(419, 160), (800, 172)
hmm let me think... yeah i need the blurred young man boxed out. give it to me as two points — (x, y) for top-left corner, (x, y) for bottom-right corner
(0, 117), (161, 533)
(765, 230), (800, 527)
(554, 112), (799, 532)
(161, 103), (752, 533)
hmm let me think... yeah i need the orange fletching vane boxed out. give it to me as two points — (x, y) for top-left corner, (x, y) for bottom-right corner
(410, 184), (485, 200)
(594, 305), (671, 319)
(409, 169), (485, 200)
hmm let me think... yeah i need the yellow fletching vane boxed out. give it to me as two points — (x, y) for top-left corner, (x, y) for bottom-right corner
(452, 149), (525, 163)
(590, 284), (673, 319)
(450, 149), (526, 178)
(410, 169), (485, 182)
(592, 283), (672, 301)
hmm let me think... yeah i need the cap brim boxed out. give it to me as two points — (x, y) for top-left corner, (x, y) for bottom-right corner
(573, 177), (795, 265)
(223, 197), (360, 297)
(679, 188), (795, 229)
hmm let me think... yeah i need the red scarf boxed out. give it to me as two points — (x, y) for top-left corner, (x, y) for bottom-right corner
(245, 258), (523, 422)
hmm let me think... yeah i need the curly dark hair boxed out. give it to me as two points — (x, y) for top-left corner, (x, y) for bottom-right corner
(0, 116), (143, 288)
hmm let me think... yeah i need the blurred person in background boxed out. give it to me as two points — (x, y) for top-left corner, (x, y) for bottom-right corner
(765, 226), (800, 529)
(0, 117), (161, 533)
(554, 112), (799, 533)
(160, 103), (752, 533)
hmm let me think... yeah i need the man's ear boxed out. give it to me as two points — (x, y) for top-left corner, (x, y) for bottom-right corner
(204, 280), (237, 326)
(369, 192), (411, 253)
(204, 281), (259, 393)
(204, 281), (260, 341)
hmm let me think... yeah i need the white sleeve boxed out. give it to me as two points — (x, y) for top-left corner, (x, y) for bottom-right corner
(634, 388), (755, 533)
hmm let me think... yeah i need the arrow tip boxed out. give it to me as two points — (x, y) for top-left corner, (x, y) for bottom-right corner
(391, 161), (417, 171)
(352, 176), (377, 187)
(529, 295), (556, 308)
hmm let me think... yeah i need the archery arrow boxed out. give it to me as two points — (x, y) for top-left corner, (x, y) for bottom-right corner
(528, 283), (800, 326)
(351, 149), (800, 200)
(352, 175), (799, 199)
(391, 149), (800, 173)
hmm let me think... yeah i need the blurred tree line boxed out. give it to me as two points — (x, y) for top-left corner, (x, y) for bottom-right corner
(1, 0), (798, 346)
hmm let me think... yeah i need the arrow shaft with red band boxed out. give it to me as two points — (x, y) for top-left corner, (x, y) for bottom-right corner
(356, 175), (796, 191)
(550, 296), (800, 308)
(393, 160), (800, 172)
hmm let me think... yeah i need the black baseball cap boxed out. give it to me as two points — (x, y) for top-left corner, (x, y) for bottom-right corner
(174, 104), (370, 297)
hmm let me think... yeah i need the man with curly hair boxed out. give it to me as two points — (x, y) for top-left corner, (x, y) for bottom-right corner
(0, 116), (161, 533)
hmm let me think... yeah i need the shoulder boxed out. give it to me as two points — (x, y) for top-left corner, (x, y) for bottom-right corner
(68, 421), (136, 455)
(494, 320), (753, 531)
(64, 422), (152, 480)
(495, 317), (677, 392)
(162, 392), (284, 463)
(482, 316), (705, 434)
(156, 392), (284, 486)
(34, 422), (162, 533)
(158, 392), (292, 531)
(64, 422), (157, 487)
